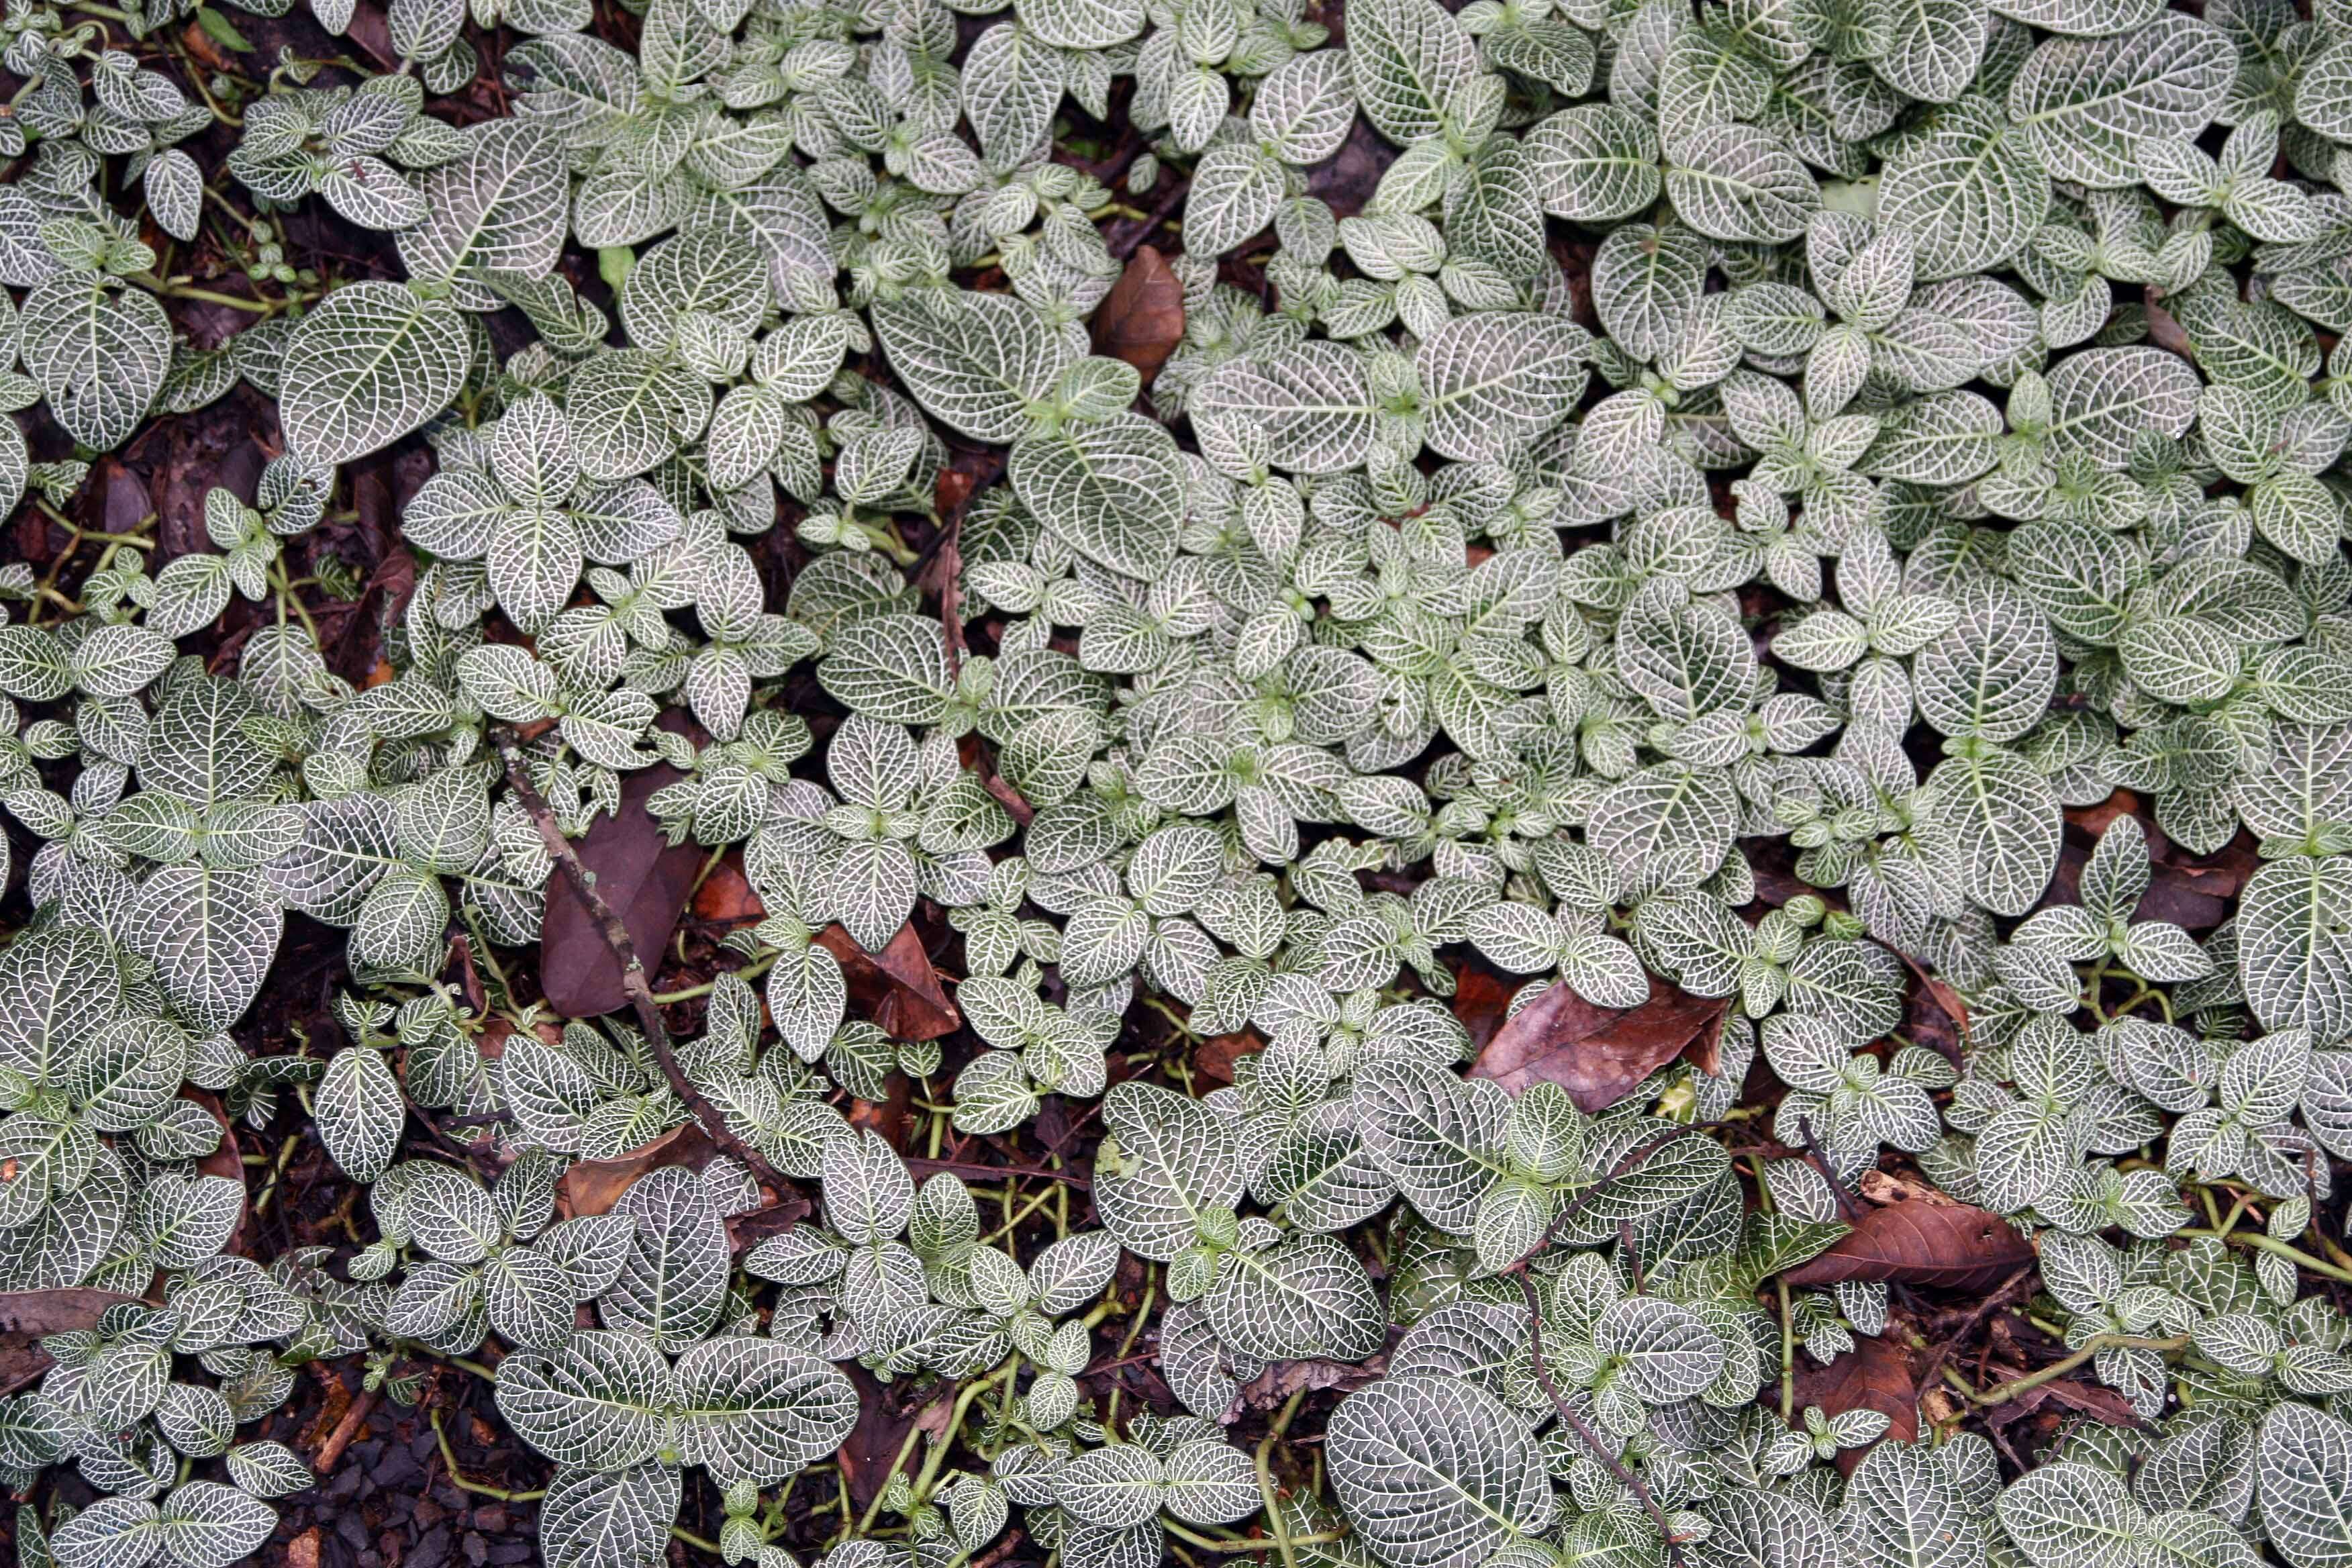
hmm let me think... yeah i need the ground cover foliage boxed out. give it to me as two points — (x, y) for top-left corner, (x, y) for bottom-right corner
(1, 0), (2351, 1563)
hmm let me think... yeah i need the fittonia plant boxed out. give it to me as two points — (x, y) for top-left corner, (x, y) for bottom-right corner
(1, 0), (2351, 1563)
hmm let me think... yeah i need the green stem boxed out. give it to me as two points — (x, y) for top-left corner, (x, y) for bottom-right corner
(1254, 1391), (1305, 1568)
(2180, 1227), (2352, 1285)
(1961, 1334), (2188, 1408)
(1162, 1522), (1353, 1555)
(429, 1408), (545, 1501)
(649, 950), (779, 1002)
(906, 1359), (1022, 1503)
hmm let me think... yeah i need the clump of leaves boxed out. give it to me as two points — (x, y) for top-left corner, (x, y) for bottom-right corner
(7, 0), (2352, 1563)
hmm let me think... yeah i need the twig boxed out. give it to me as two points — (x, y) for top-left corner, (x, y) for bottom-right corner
(928, 456), (1001, 681)
(907, 1155), (1091, 1189)
(1111, 177), (1189, 260)
(1510, 1269), (1686, 1568)
(1957, 1332), (2188, 1408)
(1913, 1263), (2038, 1401)
(497, 737), (791, 1193)
(1793, 1116), (1867, 1223)
(1518, 1123), (1715, 1267)
(313, 1387), (378, 1473)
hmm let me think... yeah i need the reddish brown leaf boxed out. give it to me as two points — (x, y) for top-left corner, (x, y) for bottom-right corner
(840, 1365), (921, 1508)
(1898, 952), (1969, 1066)
(1194, 1031), (1263, 1085)
(1450, 965), (1516, 1055)
(2049, 791), (2255, 932)
(816, 922), (960, 1041)
(1994, 1376), (2144, 1428)
(1091, 247), (1186, 384)
(187, 1089), (246, 1259)
(691, 851), (765, 928)
(0, 1288), (142, 1393)
(1468, 974), (1728, 1112)
(557, 1123), (722, 1218)
(539, 726), (703, 1016)
(846, 1071), (916, 1153)
(1238, 1353), (1387, 1412)
(726, 1196), (814, 1255)
(1784, 1197), (2037, 1293)
(934, 466), (976, 518)
(1789, 1333), (1917, 1475)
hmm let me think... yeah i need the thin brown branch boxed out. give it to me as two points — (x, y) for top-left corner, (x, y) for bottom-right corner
(1111, 177), (1188, 260)
(906, 1156), (1091, 1189)
(1519, 1122), (1716, 1266)
(312, 1387), (379, 1473)
(1913, 1263), (2037, 1399)
(496, 736), (791, 1193)
(1793, 1115), (1868, 1223)
(1510, 1269), (1686, 1568)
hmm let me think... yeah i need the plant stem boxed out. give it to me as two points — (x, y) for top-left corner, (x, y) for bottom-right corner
(497, 736), (791, 1193)
(1960, 1334), (2189, 1408)
(1161, 1521), (1353, 1555)
(2179, 1227), (2352, 1285)
(1510, 1269), (1685, 1568)
(429, 1408), (546, 1502)
(649, 949), (779, 1002)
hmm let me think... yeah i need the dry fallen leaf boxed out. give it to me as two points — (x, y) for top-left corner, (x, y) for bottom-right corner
(1468, 975), (1728, 1112)
(1784, 1195), (2037, 1293)
(1194, 1030), (1264, 1085)
(189, 1088), (247, 1259)
(0, 1288), (142, 1393)
(1790, 1332), (1918, 1475)
(691, 851), (767, 928)
(818, 922), (960, 1041)
(1090, 246), (1185, 384)
(557, 1122), (722, 1218)
(540, 746), (704, 1017)
(1449, 965), (1517, 1055)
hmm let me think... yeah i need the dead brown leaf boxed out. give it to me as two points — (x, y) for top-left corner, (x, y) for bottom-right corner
(557, 1122), (722, 1218)
(1468, 974), (1728, 1112)
(691, 850), (766, 928)
(540, 735), (704, 1017)
(840, 1365), (920, 1508)
(187, 1089), (246, 1258)
(1992, 1375), (2145, 1428)
(817, 922), (960, 1041)
(1898, 952), (1969, 1066)
(1855, 1170), (1963, 1208)
(1785, 1195), (2037, 1293)
(0, 1289), (142, 1393)
(1238, 1354), (1386, 1413)
(1194, 1031), (1263, 1085)
(1790, 1333), (1918, 1475)
(846, 1071), (916, 1153)
(1450, 965), (1517, 1055)
(727, 1196), (814, 1254)
(1091, 247), (1186, 385)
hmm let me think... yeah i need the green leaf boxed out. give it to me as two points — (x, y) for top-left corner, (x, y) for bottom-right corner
(2239, 856), (2352, 1040)
(1008, 413), (1186, 580)
(1326, 1375), (1557, 1568)
(1418, 312), (1589, 463)
(2261, 1402), (2352, 1568)
(21, 277), (170, 452)
(279, 282), (470, 465)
